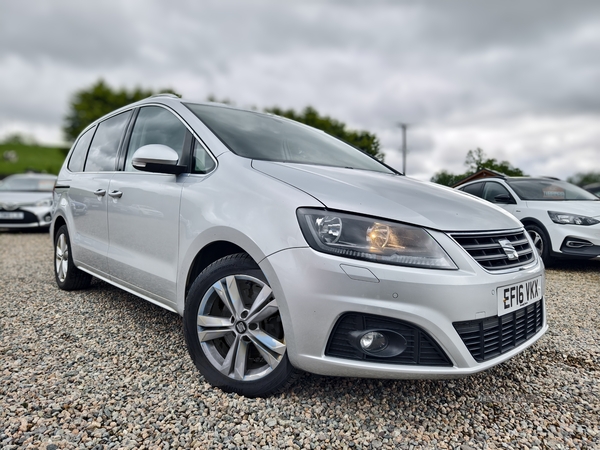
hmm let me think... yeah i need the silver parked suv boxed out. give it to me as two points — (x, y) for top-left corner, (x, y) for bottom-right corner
(51, 95), (547, 396)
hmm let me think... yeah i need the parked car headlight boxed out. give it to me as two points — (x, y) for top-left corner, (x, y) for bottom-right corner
(297, 208), (457, 269)
(35, 198), (53, 207)
(548, 211), (600, 226)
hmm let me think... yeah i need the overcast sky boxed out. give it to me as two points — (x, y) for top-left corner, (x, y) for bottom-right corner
(1, 0), (599, 181)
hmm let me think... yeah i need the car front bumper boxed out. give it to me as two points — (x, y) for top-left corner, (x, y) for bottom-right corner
(548, 224), (600, 259)
(0, 206), (53, 229)
(261, 238), (546, 379)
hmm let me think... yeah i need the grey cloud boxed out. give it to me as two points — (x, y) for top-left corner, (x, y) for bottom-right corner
(1, 0), (599, 179)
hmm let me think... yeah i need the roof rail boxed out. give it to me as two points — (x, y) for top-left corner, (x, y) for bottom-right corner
(149, 93), (180, 99)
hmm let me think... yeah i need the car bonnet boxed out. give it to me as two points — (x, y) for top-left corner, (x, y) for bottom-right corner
(252, 161), (521, 232)
(0, 191), (52, 207)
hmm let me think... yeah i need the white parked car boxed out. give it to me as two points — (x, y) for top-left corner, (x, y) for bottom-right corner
(456, 177), (600, 264)
(51, 95), (546, 396)
(0, 173), (56, 229)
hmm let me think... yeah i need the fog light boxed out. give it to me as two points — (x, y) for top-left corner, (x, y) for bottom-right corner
(348, 328), (408, 358)
(565, 239), (593, 248)
(360, 331), (387, 352)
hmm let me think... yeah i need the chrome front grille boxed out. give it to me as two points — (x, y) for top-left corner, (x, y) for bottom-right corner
(451, 230), (535, 271)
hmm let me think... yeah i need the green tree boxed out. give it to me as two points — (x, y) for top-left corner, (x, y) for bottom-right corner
(264, 106), (384, 161)
(1, 132), (37, 146)
(429, 170), (465, 186)
(465, 148), (525, 176)
(64, 82), (384, 161)
(567, 171), (600, 187)
(63, 79), (178, 141)
(431, 148), (525, 186)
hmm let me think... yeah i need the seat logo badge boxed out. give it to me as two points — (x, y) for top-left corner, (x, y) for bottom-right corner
(1, 202), (18, 211)
(498, 239), (519, 261)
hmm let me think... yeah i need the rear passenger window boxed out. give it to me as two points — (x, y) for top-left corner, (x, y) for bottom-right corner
(85, 111), (132, 172)
(68, 126), (95, 172)
(125, 106), (188, 172)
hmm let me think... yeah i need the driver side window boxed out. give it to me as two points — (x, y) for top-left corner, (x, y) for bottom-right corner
(125, 106), (188, 171)
(483, 182), (512, 203)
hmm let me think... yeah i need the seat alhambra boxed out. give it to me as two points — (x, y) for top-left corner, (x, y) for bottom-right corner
(51, 95), (547, 397)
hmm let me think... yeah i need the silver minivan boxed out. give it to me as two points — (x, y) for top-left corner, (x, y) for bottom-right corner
(51, 95), (547, 397)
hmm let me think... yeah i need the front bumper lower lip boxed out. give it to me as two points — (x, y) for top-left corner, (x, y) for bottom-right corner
(559, 237), (600, 258)
(296, 324), (548, 379)
(1, 221), (51, 228)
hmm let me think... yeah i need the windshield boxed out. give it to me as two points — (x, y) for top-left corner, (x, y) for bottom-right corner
(0, 176), (56, 192)
(507, 179), (599, 201)
(185, 103), (393, 174)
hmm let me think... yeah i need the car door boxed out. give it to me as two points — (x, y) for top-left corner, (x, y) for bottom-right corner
(106, 105), (189, 306)
(67, 111), (132, 277)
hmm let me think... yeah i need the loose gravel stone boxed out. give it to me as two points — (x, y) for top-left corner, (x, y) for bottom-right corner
(1, 231), (599, 449)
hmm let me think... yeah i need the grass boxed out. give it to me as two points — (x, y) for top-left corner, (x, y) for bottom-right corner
(0, 142), (68, 177)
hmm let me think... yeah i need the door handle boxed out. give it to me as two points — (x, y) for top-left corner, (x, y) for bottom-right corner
(108, 190), (123, 199)
(94, 189), (106, 197)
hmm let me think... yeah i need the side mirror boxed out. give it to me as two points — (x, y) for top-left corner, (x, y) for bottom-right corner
(493, 194), (515, 204)
(132, 144), (186, 174)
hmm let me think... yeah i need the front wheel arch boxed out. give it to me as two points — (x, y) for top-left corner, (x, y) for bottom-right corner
(521, 220), (553, 265)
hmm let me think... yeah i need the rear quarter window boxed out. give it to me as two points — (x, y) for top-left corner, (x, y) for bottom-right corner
(84, 111), (132, 172)
(68, 126), (95, 172)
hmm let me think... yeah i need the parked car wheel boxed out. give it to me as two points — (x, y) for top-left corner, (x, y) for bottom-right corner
(54, 225), (92, 290)
(184, 253), (299, 397)
(525, 223), (552, 265)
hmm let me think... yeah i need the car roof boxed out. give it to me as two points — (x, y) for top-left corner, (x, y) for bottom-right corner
(469, 176), (565, 183)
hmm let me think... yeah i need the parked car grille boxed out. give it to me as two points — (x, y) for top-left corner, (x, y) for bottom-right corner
(453, 299), (544, 362)
(326, 312), (452, 366)
(450, 230), (535, 271)
(0, 209), (39, 224)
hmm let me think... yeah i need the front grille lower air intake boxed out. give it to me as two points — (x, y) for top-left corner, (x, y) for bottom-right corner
(451, 230), (535, 271)
(453, 299), (544, 362)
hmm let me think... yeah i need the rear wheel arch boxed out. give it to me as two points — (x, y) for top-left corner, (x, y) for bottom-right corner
(52, 215), (67, 240)
(53, 224), (92, 290)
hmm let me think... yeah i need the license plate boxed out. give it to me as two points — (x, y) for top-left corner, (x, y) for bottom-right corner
(0, 212), (24, 220)
(497, 276), (542, 316)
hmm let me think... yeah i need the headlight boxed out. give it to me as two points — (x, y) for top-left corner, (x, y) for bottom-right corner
(34, 198), (53, 207)
(548, 211), (600, 226)
(297, 208), (457, 269)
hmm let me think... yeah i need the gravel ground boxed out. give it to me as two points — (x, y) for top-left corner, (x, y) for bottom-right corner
(1, 231), (599, 450)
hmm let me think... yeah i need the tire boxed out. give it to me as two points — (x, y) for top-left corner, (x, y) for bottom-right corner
(54, 225), (92, 290)
(525, 224), (553, 266)
(184, 253), (300, 397)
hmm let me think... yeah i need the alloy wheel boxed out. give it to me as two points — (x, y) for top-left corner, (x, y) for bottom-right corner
(527, 229), (544, 257)
(55, 233), (69, 283)
(196, 274), (286, 381)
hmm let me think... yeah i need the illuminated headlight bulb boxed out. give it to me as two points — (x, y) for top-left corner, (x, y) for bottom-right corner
(367, 223), (390, 248)
(316, 216), (342, 243)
